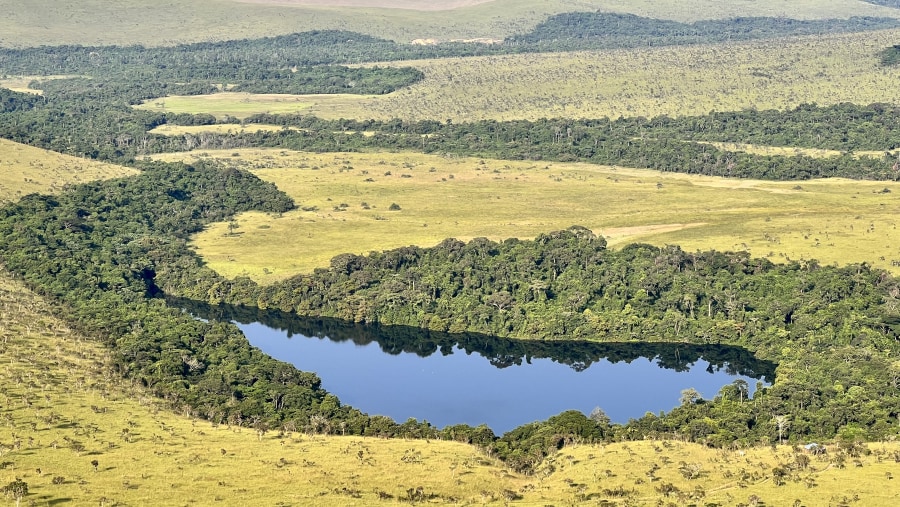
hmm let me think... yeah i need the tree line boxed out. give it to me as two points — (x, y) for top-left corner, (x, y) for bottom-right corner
(171, 297), (777, 380)
(2, 163), (897, 468)
(507, 13), (900, 52)
(4, 79), (900, 180)
(165, 225), (900, 458)
(3, 15), (897, 72)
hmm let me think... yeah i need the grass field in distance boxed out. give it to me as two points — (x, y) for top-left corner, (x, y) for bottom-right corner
(2, 0), (897, 48)
(146, 149), (900, 284)
(133, 29), (900, 123)
(0, 139), (137, 202)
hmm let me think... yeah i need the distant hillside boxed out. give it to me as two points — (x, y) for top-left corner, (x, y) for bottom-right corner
(0, 0), (898, 47)
(864, 0), (900, 8)
(508, 13), (900, 50)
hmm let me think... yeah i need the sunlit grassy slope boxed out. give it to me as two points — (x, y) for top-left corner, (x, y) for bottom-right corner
(0, 0), (595, 47)
(2, 266), (899, 506)
(0, 139), (138, 202)
(2, 0), (897, 48)
(134, 92), (374, 120)
(135, 29), (900, 122)
(148, 149), (900, 284)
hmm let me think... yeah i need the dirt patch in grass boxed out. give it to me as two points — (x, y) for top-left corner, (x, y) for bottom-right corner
(602, 223), (706, 245)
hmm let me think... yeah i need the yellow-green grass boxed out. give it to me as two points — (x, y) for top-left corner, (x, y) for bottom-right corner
(134, 92), (378, 120)
(0, 139), (138, 202)
(148, 123), (294, 136)
(697, 141), (900, 161)
(148, 148), (900, 284)
(355, 29), (900, 122)
(148, 123), (374, 137)
(3, 266), (899, 506)
(137, 30), (900, 124)
(2, 1), (898, 48)
(0, 0), (608, 47)
(699, 141), (846, 159)
(0, 75), (85, 95)
(0, 267), (527, 506)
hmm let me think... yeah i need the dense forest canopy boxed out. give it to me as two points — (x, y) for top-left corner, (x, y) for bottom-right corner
(2, 78), (900, 180)
(2, 14), (898, 73)
(508, 14), (900, 50)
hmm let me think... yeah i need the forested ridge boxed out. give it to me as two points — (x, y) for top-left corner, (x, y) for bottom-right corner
(3, 14), (897, 69)
(507, 14), (900, 51)
(2, 81), (900, 179)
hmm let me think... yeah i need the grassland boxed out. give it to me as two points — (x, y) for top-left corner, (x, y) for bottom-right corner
(146, 149), (900, 284)
(0, 0), (900, 47)
(0, 0), (604, 47)
(0, 75), (85, 95)
(2, 1), (898, 48)
(135, 93), (376, 120)
(0, 139), (137, 202)
(696, 142), (899, 160)
(134, 29), (900, 123)
(148, 124), (292, 136)
(3, 265), (899, 506)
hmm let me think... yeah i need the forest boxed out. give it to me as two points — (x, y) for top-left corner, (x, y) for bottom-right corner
(1, 10), (900, 478)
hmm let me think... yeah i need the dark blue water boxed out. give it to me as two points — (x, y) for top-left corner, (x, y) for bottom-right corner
(238, 321), (767, 434)
(173, 299), (773, 434)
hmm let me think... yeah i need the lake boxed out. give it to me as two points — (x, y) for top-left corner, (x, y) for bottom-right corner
(176, 300), (774, 434)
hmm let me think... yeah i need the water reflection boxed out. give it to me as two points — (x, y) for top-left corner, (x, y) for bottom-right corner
(174, 298), (775, 432)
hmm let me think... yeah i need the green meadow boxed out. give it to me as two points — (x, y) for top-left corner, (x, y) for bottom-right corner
(0, 139), (137, 202)
(133, 29), (900, 123)
(2, 0), (896, 48)
(147, 149), (900, 284)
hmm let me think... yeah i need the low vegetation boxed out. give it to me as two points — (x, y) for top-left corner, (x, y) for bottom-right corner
(2, 0), (899, 48)
(124, 29), (900, 122)
(0, 139), (136, 202)
(145, 149), (900, 283)
(135, 93), (380, 121)
(357, 30), (900, 121)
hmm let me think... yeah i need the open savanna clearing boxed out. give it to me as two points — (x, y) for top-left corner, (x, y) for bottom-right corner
(0, 0), (611, 47)
(0, 75), (87, 95)
(140, 30), (900, 123)
(358, 30), (900, 121)
(150, 149), (900, 284)
(148, 124), (293, 136)
(134, 92), (377, 120)
(1, 0), (897, 48)
(696, 141), (900, 160)
(2, 266), (899, 506)
(0, 139), (137, 202)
